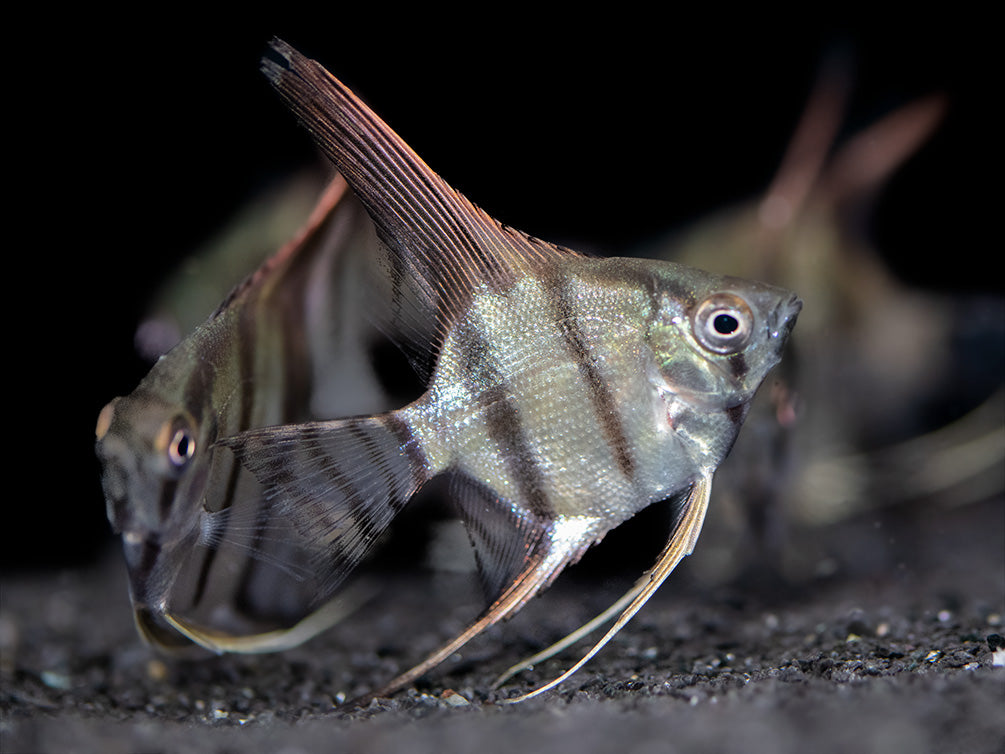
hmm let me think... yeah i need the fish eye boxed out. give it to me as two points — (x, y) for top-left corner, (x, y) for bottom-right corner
(96, 399), (119, 441)
(169, 428), (195, 467)
(692, 293), (754, 354)
(157, 414), (197, 472)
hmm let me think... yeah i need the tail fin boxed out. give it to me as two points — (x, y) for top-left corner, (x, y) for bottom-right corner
(218, 413), (430, 601)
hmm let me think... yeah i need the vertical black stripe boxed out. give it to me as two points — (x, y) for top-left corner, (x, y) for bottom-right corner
(276, 233), (318, 422)
(548, 271), (636, 481)
(192, 303), (259, 609)
(231, 255), (322, 614)
(459, 321), (552, 519)
(727, 353), (748, 379)
(157, 479), (178, 523)
(170, 349), (231, 608)
(725, 403), (748, 426)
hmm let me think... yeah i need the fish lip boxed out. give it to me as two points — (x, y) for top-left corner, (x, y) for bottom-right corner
(122, 533), (167, 607)
(768, 294), (802, 344)
(786, 294), (803, 318)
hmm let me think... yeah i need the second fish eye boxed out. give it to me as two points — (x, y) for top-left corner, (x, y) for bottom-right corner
(169, 428), (195, 467)
(158, 414), (197, 472)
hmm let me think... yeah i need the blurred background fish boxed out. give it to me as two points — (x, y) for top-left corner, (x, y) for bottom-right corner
(133, 170), (327, 362)
(638, 64), (1004, 586)
(95, 175), (393, 650)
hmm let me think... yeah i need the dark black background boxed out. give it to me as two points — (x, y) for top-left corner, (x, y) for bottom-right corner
(8, 13), (992, 570)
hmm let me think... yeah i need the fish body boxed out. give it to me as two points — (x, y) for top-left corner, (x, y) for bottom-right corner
(234, 254), (797, 597)
(221, 40), (800, 700)
(95, 176), (388, 650)
(411, 256), (791, 524)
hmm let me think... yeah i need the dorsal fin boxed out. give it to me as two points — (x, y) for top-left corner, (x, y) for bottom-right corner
(261, 39), (581, 379)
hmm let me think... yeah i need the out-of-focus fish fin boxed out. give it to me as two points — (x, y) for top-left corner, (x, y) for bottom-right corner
(210, 174), (352, 317)
(260, 38), (581, 380)
(795, 388), (1005, 525)
(133, 605), (206, 654)
(451, 475), (552, 606)
(161, 578), (376, 654)
(217, 413), (429, 604)
(136, 170), (329, 360)
(758, 59), (850, 233)
(758, 57), (945, 234)
(500, 473), (711, 703)
(820, 93), (947, 207)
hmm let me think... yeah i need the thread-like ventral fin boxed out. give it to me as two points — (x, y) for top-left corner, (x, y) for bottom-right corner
(498, 473), (712, 703)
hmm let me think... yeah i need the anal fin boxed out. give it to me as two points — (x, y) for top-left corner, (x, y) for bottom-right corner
(451, 474), (551, 606)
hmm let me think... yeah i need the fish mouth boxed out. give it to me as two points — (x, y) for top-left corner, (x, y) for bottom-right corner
(121, 532), (177, 617)
(769, 294), (802, 348)
(784, 294), (803, 319)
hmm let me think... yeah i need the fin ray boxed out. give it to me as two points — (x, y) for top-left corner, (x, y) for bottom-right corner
(261, 39), (581, 378)
(217, 413), (429, 603)
(450, 474), (553, 607)
(162, 578), (376, 654)
(491, 571), (650, 688)
(350, 517), (593, 705)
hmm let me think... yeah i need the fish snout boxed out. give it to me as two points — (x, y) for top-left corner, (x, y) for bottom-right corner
(770, 294), (802, 346)
(121, 532), (165, 604)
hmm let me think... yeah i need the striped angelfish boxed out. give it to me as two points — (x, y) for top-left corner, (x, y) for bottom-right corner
(95, 175), (389, 652)
(221, 40), (802, 702)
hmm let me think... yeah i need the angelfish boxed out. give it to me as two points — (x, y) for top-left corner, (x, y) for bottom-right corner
(95, 175), (387, 651)
(221, 40), (802, 703)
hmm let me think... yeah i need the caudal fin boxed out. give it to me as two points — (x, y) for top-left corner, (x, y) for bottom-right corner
(218, 413), (430, 601)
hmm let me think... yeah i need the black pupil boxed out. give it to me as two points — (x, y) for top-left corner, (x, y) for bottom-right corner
(172, 432), (191, 462)
(713, 313), (739, 335)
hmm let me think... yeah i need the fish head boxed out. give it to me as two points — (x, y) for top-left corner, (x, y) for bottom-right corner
(95, 374), (218, 648)
(643, 261), (801, 462)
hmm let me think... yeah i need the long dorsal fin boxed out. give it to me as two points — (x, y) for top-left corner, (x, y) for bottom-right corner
(261, 39), (581, 378)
